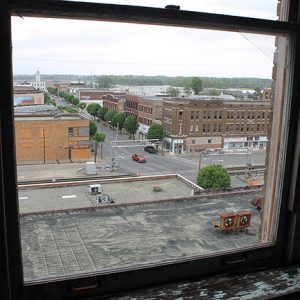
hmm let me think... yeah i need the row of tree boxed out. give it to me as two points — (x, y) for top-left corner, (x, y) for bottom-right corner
(86, 103), (139, 139)
(93, 75), (271, 89)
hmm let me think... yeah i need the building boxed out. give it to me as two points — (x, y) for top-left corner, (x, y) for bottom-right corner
(163, 98), (271, 154)
(102, 93), (126, 112)
(137, 96), (163, 139)
(13, 85), (44, 106)
(14, 106), (90, 162)
(124, 93), (139, 117)
(31, 70), (46, 91)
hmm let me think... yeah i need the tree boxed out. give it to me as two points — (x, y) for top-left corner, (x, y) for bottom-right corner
(184, 86), (192, 97)
(123, 115), (138, 139)
(96, 75), (113, 88)
(104, 110), (117, 125)
(77, 102), (87, 109)
(86, 103), (101, 119)
(196, 165), (231, 189)
(112, 112), (126, 131)
(89, 120), (97, 137)
(191, 77), (203, 95)
(91, 132), (106, 161)
(166, 87), (180, 97)
(147, 124), (163, 141)
(98, 106), (108, 121)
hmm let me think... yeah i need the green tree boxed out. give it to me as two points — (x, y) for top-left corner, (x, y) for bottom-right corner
(91, 132), (106, 161)
(196, 165), (231, 189)
(98, 106), (108, 121)
(166, 87), (180, 97)
(77, 102), (87, 109)
(184, 86), (192, 96)
(191, 77), (203, 95)
(147, 124), (164, 141)
(104, 110), (117, 125)
(124, 115), (138, 139)
(87, 103), (101, 119)
(96, 75), (113, 88)
(112, 112), (126, 131)
(89, 120), (97, 137)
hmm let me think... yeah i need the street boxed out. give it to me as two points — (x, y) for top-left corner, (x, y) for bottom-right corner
(53, 96), (266, 187)
(91, 118), (266, 187)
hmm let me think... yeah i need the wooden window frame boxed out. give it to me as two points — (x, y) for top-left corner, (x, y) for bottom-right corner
(1, 1), (300, 299)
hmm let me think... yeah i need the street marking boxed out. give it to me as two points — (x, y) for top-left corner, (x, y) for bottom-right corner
(62, 195), (77, 199)
(19, 196), (28, 200)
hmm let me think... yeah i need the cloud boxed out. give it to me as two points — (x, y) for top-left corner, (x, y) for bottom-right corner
(11, 1), (277, 77)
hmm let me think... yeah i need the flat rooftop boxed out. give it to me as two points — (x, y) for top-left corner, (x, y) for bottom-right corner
(19, 176), (262, 282)
(18, 175), (199, 214)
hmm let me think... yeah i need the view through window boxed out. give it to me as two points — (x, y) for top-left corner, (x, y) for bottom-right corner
(12, 11), (289, 283)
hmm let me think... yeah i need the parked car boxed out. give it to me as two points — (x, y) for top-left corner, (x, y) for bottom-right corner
(132, 153), (147, 163)
(144, 145), (156, 154)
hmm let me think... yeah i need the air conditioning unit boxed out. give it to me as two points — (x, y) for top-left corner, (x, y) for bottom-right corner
(219, 212), (237, 230)
(89, 184), (101, 195)
(237, 211), (251, 228)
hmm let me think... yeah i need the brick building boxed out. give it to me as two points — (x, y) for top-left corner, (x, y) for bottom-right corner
(13, 86), (44, 106)
(15, 107), (90, 162)
(102, 94), (126, 112)
(125, 94), (139, 117)
(137, 96), (163, 138)
(162, 98), (272, 154)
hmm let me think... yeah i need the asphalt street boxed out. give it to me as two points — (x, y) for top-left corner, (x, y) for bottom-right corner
(53, 97), (266, 187)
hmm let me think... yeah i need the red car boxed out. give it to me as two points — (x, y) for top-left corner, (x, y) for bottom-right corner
(132, 153), (147, 163)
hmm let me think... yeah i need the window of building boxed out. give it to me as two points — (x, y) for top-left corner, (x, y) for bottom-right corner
(68, 127), (74, 137)
(3, 1), (299, 299)
(196, 111), (199, 119)
(191, 111), (194, 120)
(208, 139), (212, 144)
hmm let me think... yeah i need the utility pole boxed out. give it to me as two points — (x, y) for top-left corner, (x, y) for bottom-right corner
(43, 128), (46, 163)
(198, 149), (203, 170)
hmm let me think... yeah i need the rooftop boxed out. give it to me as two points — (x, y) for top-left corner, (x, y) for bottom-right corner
(19, 175), (262, 282)
(14, 104), (58, 114)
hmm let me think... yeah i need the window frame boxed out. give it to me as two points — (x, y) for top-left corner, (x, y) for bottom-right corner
(1, 1), (300, 299)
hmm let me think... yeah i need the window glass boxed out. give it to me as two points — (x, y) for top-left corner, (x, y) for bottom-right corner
(12, 15), (289, 283)
(66, 0), (278, 20)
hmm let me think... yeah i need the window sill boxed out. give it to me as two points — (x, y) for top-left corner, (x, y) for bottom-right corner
(99, 264), (300, 299)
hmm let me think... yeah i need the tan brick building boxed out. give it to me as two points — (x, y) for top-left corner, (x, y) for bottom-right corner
(15, 111), (90, 163)
(162, 98), (272, 154)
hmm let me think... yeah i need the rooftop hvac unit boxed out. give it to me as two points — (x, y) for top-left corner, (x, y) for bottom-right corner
(219, 212), (237, 230)
(89, 184), (101, 195)
(96, 193), (114, 204)
(85, 162), (97, 175)
(237, 211), (251, 228)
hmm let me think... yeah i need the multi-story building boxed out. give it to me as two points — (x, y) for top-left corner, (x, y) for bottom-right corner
(125, 94), (139, 117)
(102, 94), (126, 112)
(13, 86), (44, 106)
(14, 106), (90, 162)
(137, 96), (163, 139)
(163, 98), (272, 154)
(31, 70), (46, 91)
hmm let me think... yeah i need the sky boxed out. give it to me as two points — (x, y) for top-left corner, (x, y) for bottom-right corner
(12, 0), (278, 78)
